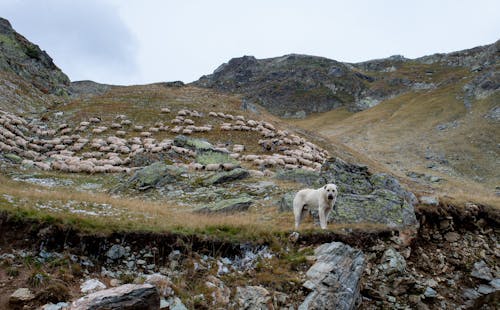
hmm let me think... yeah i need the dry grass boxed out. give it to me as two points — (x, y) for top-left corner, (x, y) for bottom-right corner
(0, 173), (282, 238)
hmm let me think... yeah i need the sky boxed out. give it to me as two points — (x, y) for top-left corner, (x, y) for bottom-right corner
(1, 0), (499, 85)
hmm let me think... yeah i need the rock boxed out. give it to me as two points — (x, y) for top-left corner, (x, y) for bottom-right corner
(300, 242), (365, 310)
(4, 153), (22, 163)
(202, 168), (249, 185)
(444, 232), (460, 242)
(329, 189), (417, 228)
(116, 162), (187, 191)
(164, 296), (188, 310)
(471, 260), (494, 281)
(369, 173), (418, 206)
(197, 196), (253, 213)
(379, 248), (406, 275)
(40, 302), (70, 310)
(9, 288), (35, 305)
(173, 135), (214, 151)
(320, 157), (372, 194)
(278, 192), (295, 212)
(318, 158), (418, 228)
(71, 284), (159, 310)
(235, 286), (272, 310)
(420, 196), (439, 206)
(490, 278), (500, 289)
(106, 244), (127, 260)
(462, 288), (481, 300)
(80, 278), (106, 294)
(423, 287), (438, 298)
(144, 273), (173, 297)
(477, 284), (495, 295)
(275, 168), (323, 187)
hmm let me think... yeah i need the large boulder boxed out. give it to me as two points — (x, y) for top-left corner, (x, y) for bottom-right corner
(197, 196), (253, 213)
(70, 284), (159, 310)
(114, 162), (187, 191)
(318, 157), (418, 228)
(202, 168), (250, 186)
(235, 286), (272, 310)
(300, 242), (365, 310)
(275, 169), (324, 187)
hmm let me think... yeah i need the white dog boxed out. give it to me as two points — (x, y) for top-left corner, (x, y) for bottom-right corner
(293, 184), (338, 230)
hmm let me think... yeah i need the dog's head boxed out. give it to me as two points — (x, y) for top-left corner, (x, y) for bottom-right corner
(323, 183), (338, 200)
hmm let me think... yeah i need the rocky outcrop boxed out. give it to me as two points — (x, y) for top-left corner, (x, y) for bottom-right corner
(197, 196), (253, 213)
(320, 157), (418, 228)
(0, 17), (69, 95)
(114, 162), (187, 191)
(70, 284), (160, 310)
(235, 286), (272, 310)
(193, 54), (368, 117)
(300, 242), (365, 310)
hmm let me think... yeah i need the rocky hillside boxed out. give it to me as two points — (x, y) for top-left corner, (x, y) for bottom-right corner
(0, 18), (69, 114)
(0, 16), (498, 309)
(193, 41), (499, 118)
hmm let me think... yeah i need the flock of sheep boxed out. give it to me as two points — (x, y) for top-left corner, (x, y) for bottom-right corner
(0, 107), (328, 175)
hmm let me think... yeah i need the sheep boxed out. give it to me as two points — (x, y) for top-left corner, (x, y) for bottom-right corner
(235, 115), (245, 121)
(248, 170), (265, 177)
(121, 120), (132, 126)
(182, 129), (193, 135)
(171, 118), (182, 124)
(89, 117), (101, 123)
(149, 127), (160, 132)
(161, 108), (171, 113)
(208, 112), (218, 117)
(110, 123), (122, 129)
(58, 123), (69, 130)
(170, 126), (183, 133)
(116, 130), (127, 137)
(205, 163), (221, 171)
(232, 144), (245, 152)
(115, 114), (127, 120)
(177, 110), (188, 116)
(189, 163), (205, 171)
(133, 125), (144, 131)
(221, 163), (238, 171)
(184, 119), (195, 125)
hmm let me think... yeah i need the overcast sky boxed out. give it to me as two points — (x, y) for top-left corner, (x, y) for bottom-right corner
(1, 0), (499, 85)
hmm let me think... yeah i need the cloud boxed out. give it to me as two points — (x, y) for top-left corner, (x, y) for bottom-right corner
(0, 0), (139, 84)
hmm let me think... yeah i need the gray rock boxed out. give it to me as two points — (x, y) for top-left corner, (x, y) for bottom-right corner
(80, 278), (106, 294)
(202, 168), (249, 185)
(462, 288), (481, 300)
(9, 288), (35, 305)
(166, 297), (188, 310)
(71, 284), (160, 310)
(235, 286), (271, 310)
(300, 242), (365, 310)
(329, 189), (417, 227)
(40, 302), (69, 310)
(107, 244), (127, 260)
(197, 196), (253, 213)
(115, 162), (187, 191)
(275, 168), (323, 187)
(173, 135), (214, 152)
(477, 284), (495, 295)
(379, 248), (406, 275)
(424, 287), (438, 298)
(320, 157), (372, 194)
(317, 158), (418, 228)
(278, 192), (295, 212)
(471, 260), (494, 281)
(490, 278), (500, 289)
(444, 232), (460, 242)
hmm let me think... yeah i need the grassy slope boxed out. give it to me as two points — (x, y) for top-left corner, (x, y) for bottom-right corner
(291, 63), (499, 207)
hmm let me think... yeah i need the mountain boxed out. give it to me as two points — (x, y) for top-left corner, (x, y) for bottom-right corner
(0, 17), (69, 113)
(193, 41), (499, 118)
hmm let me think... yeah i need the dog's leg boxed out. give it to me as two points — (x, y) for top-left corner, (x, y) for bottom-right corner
(319, 204), (327, 230)
(294, 205), (303, 230)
